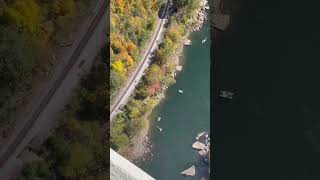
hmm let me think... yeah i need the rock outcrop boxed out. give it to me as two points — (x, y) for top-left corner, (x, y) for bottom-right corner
(189, 0), (208, 32)
(192, 141), (206, 150)
(199, 149), (207, 156)
(181, 165), (196, 176)
(176, 66), (182, 71)
(183, 39), (191, 46)
(193, 132), (210, 163)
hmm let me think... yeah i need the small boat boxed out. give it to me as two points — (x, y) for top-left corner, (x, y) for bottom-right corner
(219, 90), (235, 100)
(178, 90), (184, 94)
(157, 116), (161, 122)
(60, 41), (73, 47)
(201, 37), (207, 44)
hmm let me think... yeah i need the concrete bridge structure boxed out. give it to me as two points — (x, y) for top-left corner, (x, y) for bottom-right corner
(110, 149), (155, 180)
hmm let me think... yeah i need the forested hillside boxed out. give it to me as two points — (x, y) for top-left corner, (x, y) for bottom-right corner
(110, 0), (163, 98)
(0, 0), (92, 132)
(111, 0), (202, 151)
(20, 45), (109, 180)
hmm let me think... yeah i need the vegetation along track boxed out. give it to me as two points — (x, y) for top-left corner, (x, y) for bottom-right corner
(110, 0), (170, 118)
(0, 1), (109, 168)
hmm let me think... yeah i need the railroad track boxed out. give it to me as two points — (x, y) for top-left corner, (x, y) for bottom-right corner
(0, 1), (109, 168)
(110, 0), (170, 118)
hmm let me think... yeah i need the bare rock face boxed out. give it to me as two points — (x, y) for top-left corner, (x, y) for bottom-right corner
(183, 39), (191, 46)
(192, 141), (206, 150)
(176, 66), (183, 71)
(181, 165), (196, 176)
(196, 132), (206, 140)
(199, 149), (207, 156)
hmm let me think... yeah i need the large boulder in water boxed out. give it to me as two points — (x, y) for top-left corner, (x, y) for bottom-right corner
(181, 165), (196, 176)
(183, 39), (191, 46)
(199, 149), (207, 156)
(192, 141), (206, 150)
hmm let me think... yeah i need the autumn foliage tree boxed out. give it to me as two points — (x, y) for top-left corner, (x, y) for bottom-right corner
(110, 0), (202, 153)
(0, 0), (88, 128)
(110, 0), (161, 99)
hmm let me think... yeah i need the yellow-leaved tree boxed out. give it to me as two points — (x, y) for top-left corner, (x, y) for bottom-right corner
(111, 60), (125, 77)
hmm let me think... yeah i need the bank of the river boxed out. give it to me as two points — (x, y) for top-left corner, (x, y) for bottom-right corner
(140, 20), (210, 179)
(117, 0), (209, 161)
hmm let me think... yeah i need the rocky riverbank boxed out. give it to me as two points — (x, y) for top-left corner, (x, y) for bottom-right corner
(189, 0), (209, 32)
(181, 132), (210, 178)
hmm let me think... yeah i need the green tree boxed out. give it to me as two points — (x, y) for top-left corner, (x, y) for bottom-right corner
(163, 74), (176, 86)
(126, 117), (144, 138)
(135, 84), (149, 99)
(22, 161), (51, 180)
(145, 98), (158, 110)
(111, 113), (129, 149)
(0, 26), (49, 124)
(3, 0), (40, 33)
(110, 69), (124, 96)
(60, 143), (93, 179)
(111, 133), (129, 150)
(145, 64), (161, 84)
(46, 136), (70, 163)
(60, 0), (75, 15)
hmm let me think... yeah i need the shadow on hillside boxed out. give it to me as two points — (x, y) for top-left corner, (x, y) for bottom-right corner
(158, 3), (166, 19)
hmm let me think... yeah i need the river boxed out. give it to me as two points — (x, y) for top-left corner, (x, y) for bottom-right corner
(213, 0), (320, 179)
(138, 23), (210, 179)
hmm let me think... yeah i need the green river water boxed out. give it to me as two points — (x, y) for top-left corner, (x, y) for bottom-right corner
(139, 24), (210, 179)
